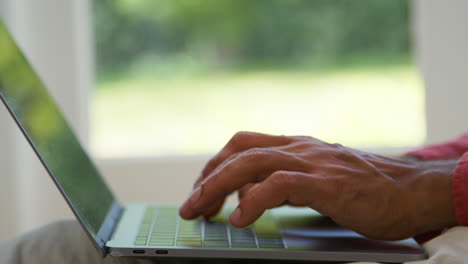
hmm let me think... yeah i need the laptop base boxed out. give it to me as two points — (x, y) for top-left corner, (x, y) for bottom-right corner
(107, 204), (426, 263)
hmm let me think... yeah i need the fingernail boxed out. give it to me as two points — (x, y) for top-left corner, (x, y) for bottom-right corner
(231, 208), (242, 224)
(189, 187), (202, 205)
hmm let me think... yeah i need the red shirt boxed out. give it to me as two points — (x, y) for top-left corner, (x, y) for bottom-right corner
(407, 133), (468, 241)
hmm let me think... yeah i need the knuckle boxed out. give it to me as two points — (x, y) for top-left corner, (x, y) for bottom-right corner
(238, 185), (250, 199)
(311, 143), (347, 161)
(292, 135), (316, 142)
(198, 182), (207, 193)
(208, 173), (232, 196)
(240, 148), (266, 161)
(330, 142), (343, 148)
(270, 171), (296, 187)
(331, 147), (353, 162)
(288, 142), (314, 151)
(199, 180), (224, 200)
(246, 188), (262, 204)
(229, 131), (251, 147)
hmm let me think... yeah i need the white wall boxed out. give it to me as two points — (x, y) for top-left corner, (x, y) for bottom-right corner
(0, 107), (21, 239)
(97, 156), (210, 204)
(413, 0), (468, 143)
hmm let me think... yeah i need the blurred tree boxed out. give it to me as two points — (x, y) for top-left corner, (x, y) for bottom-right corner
(94, 0), (409, 77)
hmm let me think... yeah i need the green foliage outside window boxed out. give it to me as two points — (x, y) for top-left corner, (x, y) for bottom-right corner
(94, 0), (410, 79)
(91, 0), (423, 157)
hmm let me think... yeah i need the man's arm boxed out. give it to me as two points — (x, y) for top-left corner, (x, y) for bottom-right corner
(405, 133), (468, 227)
(453, 154), (468, 225)
(388, 134), (468, 244)
(179, 131), (459, 241)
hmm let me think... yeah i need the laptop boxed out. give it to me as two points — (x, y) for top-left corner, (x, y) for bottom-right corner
(0, 19), (427, 263)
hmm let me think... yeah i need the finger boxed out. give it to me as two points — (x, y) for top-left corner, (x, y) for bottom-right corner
(179, 149), (308, 219)
(195, 185), (253, 220)
(238, 183), (256, 201)
(193, 132), (292, 188)
(239, 183), (304, 207)
(195, 151), (243, 189)
(230, 171), (334, 228)
(182, 153), (262, 220)
(202, 199), (225, 220)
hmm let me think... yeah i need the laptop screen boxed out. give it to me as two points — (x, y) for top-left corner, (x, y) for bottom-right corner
(0, 21), (118, 246)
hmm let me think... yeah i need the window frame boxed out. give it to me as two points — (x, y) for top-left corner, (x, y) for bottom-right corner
(0, 0), (92, 239)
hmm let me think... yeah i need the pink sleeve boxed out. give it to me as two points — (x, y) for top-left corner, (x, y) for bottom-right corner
(406, 133), (468, 160)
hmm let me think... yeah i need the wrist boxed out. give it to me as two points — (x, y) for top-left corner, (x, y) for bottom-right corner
(409, 160), (458, 234)
(453, 153), (468, 226)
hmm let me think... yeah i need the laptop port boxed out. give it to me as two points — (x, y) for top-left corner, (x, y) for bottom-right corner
(133, 250), (145, 254)
(156, 250), (168, 255)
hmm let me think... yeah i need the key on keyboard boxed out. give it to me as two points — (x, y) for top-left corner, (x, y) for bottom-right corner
(134, 206), (285, 249)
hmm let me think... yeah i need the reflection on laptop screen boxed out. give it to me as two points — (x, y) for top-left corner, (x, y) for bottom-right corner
(0, 21), (116, 238)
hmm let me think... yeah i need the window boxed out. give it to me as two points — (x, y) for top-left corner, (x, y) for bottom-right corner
(92, 0), (424, 158)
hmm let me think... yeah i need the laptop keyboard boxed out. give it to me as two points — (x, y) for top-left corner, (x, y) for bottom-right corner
(134, 206), (284, 249)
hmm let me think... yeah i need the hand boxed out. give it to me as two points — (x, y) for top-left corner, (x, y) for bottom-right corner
(179, 132), (458, 240)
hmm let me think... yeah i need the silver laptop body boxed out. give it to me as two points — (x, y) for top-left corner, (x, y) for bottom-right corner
(0, 19), (427, 263)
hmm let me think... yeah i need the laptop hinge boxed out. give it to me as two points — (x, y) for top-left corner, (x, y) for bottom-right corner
(95, 201), (123, 255)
